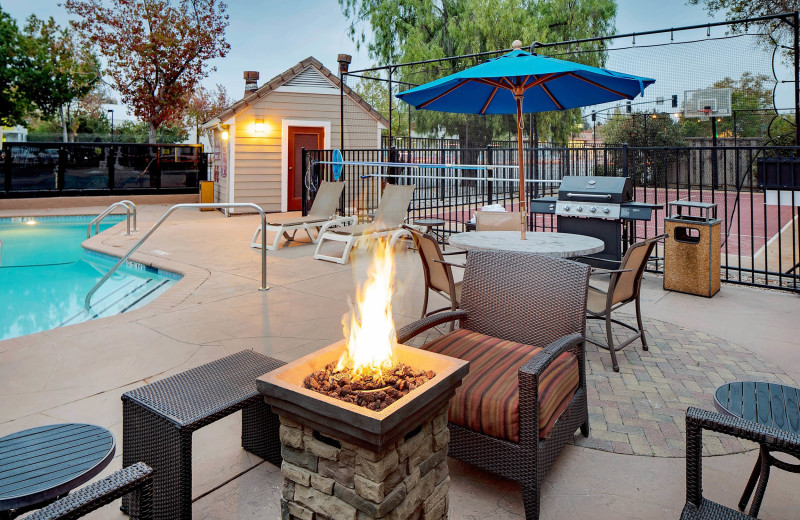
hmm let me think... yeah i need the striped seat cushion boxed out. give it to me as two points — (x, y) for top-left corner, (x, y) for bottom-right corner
(421, 328), (579, 442)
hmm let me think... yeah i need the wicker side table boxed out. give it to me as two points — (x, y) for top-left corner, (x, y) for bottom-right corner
(121, 350), (285, 520)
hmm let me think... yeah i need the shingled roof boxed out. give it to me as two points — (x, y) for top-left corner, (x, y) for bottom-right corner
(203, 57), (390, 129)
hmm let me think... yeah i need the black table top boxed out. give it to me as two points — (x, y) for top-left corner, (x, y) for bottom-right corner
(714, 381), (800, 435)
(413, 218), (446, 226)
(0, 423), (115, 511)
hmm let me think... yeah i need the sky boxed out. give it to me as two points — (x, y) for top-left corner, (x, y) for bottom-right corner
(3, 0), (773, 121)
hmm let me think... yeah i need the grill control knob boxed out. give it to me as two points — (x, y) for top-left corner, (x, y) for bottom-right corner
(590, 206), (597, 213)
(563, 205), (571, 211)
(603, 207), (611, 214)
(576, 206), (584, 212)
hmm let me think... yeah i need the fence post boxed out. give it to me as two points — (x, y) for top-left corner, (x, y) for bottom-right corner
(3, 147), (12, 193)
(486, 145), (493, 205)
(622, 143), (629, 179)
(56, 147), (67, 192)
(301, 147), (308, 216)
(107, 146), (116, 190)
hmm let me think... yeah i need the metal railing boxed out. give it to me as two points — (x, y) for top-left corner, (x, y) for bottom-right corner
(87, 200), (137, 238)
(85, 203), (269, 311)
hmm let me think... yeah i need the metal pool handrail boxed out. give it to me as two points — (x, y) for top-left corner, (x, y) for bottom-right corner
(87, 200), (137, 238)
(84, 203), (269, 311)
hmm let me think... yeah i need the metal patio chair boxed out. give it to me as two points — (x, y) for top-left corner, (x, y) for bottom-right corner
(398, 250), (590, 520)
(403, 225), (465, 328)
(585, 234), (667, 372)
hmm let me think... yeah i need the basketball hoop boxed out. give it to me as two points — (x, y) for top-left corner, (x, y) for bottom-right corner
(699, 108), (711, 122)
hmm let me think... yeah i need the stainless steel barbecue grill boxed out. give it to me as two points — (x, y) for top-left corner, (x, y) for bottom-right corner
(530, 176), (661, 267)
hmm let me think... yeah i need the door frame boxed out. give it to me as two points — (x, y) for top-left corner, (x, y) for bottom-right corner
(281, 119), (331, 212)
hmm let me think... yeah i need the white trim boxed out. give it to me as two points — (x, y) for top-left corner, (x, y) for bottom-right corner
(274, 86), (338, 96)
(281, 119), (331, 213)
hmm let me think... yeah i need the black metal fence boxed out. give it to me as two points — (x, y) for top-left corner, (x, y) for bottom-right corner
(0, 142), (206, 197)
(305, 144), (800, 293)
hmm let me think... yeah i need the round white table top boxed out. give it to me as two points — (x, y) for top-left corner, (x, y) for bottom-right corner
(448, 231), (604, 258)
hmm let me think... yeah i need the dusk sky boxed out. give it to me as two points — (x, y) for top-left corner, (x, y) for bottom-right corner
(5, 0), (769, 120)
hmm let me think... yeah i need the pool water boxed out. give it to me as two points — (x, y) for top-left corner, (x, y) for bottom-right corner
(0, 216), (179, 341)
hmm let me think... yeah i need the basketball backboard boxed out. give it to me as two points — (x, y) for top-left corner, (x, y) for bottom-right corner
(683, 87), (732, 119)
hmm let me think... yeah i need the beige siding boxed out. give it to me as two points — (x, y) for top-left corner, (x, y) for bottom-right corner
(230, 90), (381, 213)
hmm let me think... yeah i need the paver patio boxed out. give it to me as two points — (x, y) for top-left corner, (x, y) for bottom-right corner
(1, 200), (798, 519)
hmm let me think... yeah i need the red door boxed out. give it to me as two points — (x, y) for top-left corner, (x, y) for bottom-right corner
(288, 126), (325, 211)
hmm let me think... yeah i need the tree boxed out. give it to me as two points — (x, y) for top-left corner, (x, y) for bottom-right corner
(601, 110), (686, 147)
(18, 15), (99, 141)
(65, 0), (230, 143)
(688, 0), (798, 61)
(186, 84), (232, 146)
(339, 0), (617, 145)
(0, 7), (29, 126)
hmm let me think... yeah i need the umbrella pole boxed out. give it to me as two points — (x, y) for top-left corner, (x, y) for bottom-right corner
(515, 95), (526, 240)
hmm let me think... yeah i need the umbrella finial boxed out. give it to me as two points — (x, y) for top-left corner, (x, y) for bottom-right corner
(512, 40), (523, 50)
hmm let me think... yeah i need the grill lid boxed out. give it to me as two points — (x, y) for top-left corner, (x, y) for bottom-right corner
(558, 176), (633, 204)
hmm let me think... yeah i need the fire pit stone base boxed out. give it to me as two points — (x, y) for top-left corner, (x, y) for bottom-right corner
(279, 407), (451, 520)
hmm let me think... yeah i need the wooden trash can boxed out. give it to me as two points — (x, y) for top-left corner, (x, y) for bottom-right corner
(664, 200), (721, 297)
(199, 180), (214, 211)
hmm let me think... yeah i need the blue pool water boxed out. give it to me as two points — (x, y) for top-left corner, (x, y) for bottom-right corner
(0, 215), (180, 341)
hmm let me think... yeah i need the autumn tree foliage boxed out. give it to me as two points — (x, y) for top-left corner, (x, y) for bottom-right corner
(65, 0), (230, 143)
(186, 84), (231, 145)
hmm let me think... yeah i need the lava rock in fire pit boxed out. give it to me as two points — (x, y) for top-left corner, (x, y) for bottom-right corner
(304, 362), (435, 411)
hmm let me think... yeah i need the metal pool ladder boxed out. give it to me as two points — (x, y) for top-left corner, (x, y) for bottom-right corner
(84, 203), (269, 311)
(87, 200), (137, 238)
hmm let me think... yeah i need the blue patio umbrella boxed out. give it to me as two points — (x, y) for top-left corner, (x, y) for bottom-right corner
(396, 41), (655, 239)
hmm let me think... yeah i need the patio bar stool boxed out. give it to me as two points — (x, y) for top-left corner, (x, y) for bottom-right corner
(121, 350), (285, 520)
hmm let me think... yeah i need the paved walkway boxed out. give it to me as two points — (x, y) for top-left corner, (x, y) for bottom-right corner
(1, 201), (799, 519)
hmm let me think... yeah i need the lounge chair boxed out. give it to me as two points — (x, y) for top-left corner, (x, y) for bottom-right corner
(584, 234), (667, 372)
(313, 184), (415, 264)
(398, 251), (590, 520)
(250, 181), (352, 250)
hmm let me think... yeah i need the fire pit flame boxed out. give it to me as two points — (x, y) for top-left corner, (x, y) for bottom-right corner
(336, 239), (397, 385)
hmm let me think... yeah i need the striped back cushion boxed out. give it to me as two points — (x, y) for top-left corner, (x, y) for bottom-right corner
(421, 329), (579, 442)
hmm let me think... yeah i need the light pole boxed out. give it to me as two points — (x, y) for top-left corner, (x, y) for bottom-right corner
(107, 109), (114, 142)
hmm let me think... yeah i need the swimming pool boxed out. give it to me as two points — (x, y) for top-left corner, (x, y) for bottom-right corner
(0, 215), (180, 341)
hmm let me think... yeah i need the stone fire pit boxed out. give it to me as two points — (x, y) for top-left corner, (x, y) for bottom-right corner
(257, 340), (468, 520)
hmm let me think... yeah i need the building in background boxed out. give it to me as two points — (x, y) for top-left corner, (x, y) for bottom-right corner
(202, 57), (388, 215)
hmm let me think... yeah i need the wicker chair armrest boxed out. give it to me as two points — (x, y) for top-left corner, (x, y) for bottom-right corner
(26, 462), (154, 520)
(519, 333), (585, 378)
(684, 407), (800, 509)
(396, 310), (468, 344)
(433, 259), (466, 269)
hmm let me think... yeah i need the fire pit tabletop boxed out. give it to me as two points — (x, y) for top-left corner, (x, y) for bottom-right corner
(257, 341), (469, 452)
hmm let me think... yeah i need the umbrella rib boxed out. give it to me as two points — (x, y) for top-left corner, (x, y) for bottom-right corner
(472, 78), (509, 90)
(566, 72), (631, 99)
(479, 87), (499, 115)
(523, 72), (568, 90)
(418, 79), (472, 109)
(539, 83), (563, 110)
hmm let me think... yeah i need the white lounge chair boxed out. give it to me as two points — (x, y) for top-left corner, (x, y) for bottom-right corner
(313, 184), (416, 264)
(251, 181), (353, 250)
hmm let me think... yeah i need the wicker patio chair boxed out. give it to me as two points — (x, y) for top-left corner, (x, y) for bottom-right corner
(397, 250), (590, 520)
(680, 407), (800, 519)
(403, 225), (465, 328)
(475, 210), (522, 231)
(584, 234), (667, 372)
(24, 463), (153, 520)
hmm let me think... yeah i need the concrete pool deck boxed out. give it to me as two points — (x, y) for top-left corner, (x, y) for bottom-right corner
(0, 202), (798, 519)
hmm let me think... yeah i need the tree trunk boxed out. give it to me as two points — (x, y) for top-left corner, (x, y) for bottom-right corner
(60, 105), (68, 143)
(148, 123), (157, 144)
